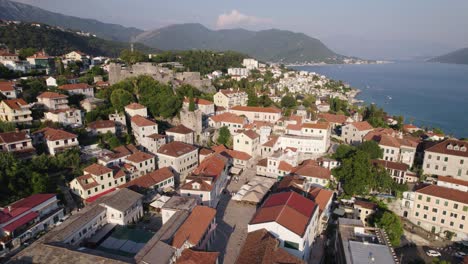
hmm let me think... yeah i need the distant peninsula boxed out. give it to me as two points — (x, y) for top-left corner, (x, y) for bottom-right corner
(429, 47), (468, 65)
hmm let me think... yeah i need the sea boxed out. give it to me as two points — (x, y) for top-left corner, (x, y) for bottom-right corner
(293, 62), (468, 138)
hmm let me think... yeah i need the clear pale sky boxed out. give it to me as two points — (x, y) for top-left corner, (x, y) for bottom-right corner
(15, 0), (468, 59)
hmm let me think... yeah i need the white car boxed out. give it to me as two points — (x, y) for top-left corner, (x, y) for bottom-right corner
(454, 251), (467, 258)
(426, 250), (441, 257)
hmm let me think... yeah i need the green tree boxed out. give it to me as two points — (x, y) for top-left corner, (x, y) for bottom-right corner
(217, 126), (231, 146)
(120, 49), (147, 65)
(375, 211), (403, 246)
(18, 48), (36, 60)
(110, 89), (134, 111)
(281, 95), (296, 109)
(0, 121), (16, 132)
(332, 144), (355, 161)
(333, 150), (373, 195)
(357, 141), (383, 159)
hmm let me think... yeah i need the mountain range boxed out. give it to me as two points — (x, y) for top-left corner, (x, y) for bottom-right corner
(0, 0), (343, 63)
(429, 47), (468, 65)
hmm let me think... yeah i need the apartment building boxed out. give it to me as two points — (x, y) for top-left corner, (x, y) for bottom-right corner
(166, 125), (194, 145)
(131, 114), (158, 147)
(44, 108), (82, 126)
(124, 151), (156, 179)
(69, 163), (127, 200)
(125, 102), (148, 118)
(59, 83), (94, 98)
(342, 121), (374, 145)
(293, 161), (332, 188)
(423, 139), (468, 180)
(182, 97), (215, 116)
(32, 127), (79, 155)
(37, 92), (69, 110)
(0, 99), (32, 124)
(229, 106), (282, 123)
(208, 112), (247, 134)
(0, 81), (17, 99)
(0, 131), (35, 158)
(121, 166), (175, 192)
(364, 131), (418, 166)
(233, 130), (260, 157)
(372, 159), (418, 184)
(157, 141), (199, 183)
(257, 148), (299, 179)
(87, 120), (116, 135)
(213, 89), (248, 109)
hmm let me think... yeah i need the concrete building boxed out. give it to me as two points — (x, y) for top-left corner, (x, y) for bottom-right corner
(0, 81), (17, 99)
(0, 194), (64, 250)
(213, 89), (248, 109)
(229, 106), (282, 123)
(59, 83), (94, 98)
(44, 108), (82, 127)
(423, 139), (468, 180)
(125, 103), (148, 118)
(372, 160), (418, 184)
(342, 121), (374, 145)
(180, 154), (229, 208)
(161, 196), (197, 225)
(364, 131), (418, 166)
(227, 68), (250, 79)
(209, 112), (247, 134)
(157, 141), (199, 183)
(293, 161), (332, 188)
(37, 92), (69, 110)
(257, 148), (299, 179)
(131, 115), (158, 148)
(402, 184), (468, 241)
(233, 130), (260, 157)
(124, 151), (156, 179)
(0, 131), (35, 158)
(69, 163), (126, 200)
(335, 218), (397, 264)
(166, 125), (194, 145)
(121, 166), (175, 193)
(0, 99), (32, 124)
(64, 51), (89, 61)
(182, 98), (215, 116)
(242, 58), (259, 70)
(248, 191), (320, 260)
(32, 127), (79, 155)
(46, 77), (57, 87)
(87, 120), (116, 135)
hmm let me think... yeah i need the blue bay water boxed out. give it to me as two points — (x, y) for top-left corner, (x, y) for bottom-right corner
(293, 62), (468, 138)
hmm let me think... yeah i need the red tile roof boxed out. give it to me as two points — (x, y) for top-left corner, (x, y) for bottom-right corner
(178, 249), (219, 264)
(262, 136), (279, 148)
(181, 177), (213, 191)
(277, 175), (305, 192)
(125, 151), (154, 163)
(166, 124), (193, 134)
(230, 106), (281, 114)
(354, 199), (378, 210)
(425, 139), (468, 158)
(209, 112), (245, 124)
(0, 81), (15, 92)
(172, 206), (216, 248)
(278, 161), (293, 172)
(59, 83), (91, 91)
(199, 148), (215, 156)
(211, 144), (227, 153)
(0, 194), (55, 224)
(34, 127), (77, 141)
(84, 163), (113, 176)
(2, 211), (38, 233)
(131, 115), (156, 127)
(416, 184), (468, 204)
(437, 176), (468, 187)
(157, 141), (197, 157)
(37, 91), (68, 99)
(241, 130), (259, 139)
(0, 131), (29, 144)
(236, 229), (304, 264)
(87, 120), (115, 130)
(293, 163), (331, 180)
(349, 121), (373, 131)
(74, 174), (99, 190)
(308, 187), (333, 214)
(220, 149), (252, 161)
(1, 99), (28, 110)
(302, 122), (329, 130)
(125, 102), (145, 110)
(372, 159), (409, 171)
(250, 192), (317, 236)
(318, 113), (348, 124)
(183, 97), (214, 105)
(121, 167), (174, 189)
(192, 154), (226, 178)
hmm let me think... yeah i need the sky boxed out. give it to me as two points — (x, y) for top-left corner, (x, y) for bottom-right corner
(14, 0), (468, 59)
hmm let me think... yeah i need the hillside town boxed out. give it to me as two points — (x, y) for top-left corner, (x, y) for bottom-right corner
(0, 39), (467, 264)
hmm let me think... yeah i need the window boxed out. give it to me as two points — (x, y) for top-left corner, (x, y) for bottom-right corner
(442, 211), (446, 215)
(423, 206), (428, 210)
(461, 224), (464, 229)
(284, 241), (299, 250)
(432, 216), (436, 221)
(436, 199), (440, 205)
(444, 201), (448, 206)
(426, 197), (431, 202)
(463, 206), (468, 212)
(444, 157), (448, 162)
(441, 219), (445, 224)
(418, 195), (422, 200)
(454, 203), (459, 209)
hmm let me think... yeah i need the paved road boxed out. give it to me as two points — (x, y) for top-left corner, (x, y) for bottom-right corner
(396, 245), (461, 264)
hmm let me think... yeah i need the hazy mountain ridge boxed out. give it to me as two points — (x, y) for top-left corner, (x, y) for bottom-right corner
(429, 47), (468, 65)
(0, 0), (143, 42)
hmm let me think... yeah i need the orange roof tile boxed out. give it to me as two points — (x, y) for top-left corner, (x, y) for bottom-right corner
(425, 139), (468, 158)
(131, 115), (156, 127)
(416, 184), (468, 204)
(349, 121), (373, 131)
(230, 106), (281, 114)
(0, 81), (15, 92)
(318, 113), (348, 124)
(166, 124), (193, 134)
(172, 206), (216, 248)
(33, 127), (77, 141)
(84, 163), (113, 176)
(126, 151), (154, 163)
(121, 167), (174, 189)
(183, 97), (214, 105)
(59, 83), (91, 90)
(2, 99), (28, 110)
(209, 112), (245, 124)
(87, 120), (115, 130)
(37, 91), (68, 99)
(157, 141), (197, 157)
(125, 102), (145, 110)
(178, 249), (219, 264)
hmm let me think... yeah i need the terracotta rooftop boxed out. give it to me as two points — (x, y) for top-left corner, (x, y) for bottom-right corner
(293, 163), (331, 180)
(181, 177), (213, 191)
(372, 159), (409, 171)
(74, 174), (99, 191)
(125, 102), (146, 110)
(199, 148), (215, 156)
(87, 120), (115, 130)
(209, 112), (245, 124)
(192, 154), (226, 178)
(302, 122), (329, 130)
(278, 161), (294, 172)
(277, 175), (305, 192)
(349, 121), (373, 131)
(121, 167), (174, 189)
(318, 113), (348, 124)
(83, 163), (113, 176)
(416, 184), (468, 204)
(437, 176), (468, 187)
(125, 151), (154, 163)
(178, 249), (219, 264)
(157, 141), (197, 157)
(183, 97), (214, 105)
(220, 149), (252, 161)
(34, 127), (77, 141)
(37, 91), (68, 99)
(257, 158), (268, 167)
(250, 192), (317, 237)
(262, 136), (279, 148)
(241, 129), (260, 139)
(0, 131), (30, 144)
(2, 98), (28, 110)
(0, 81), (15, 92)
(172, 206), (216, 248)
(230, 106), (282, 114)
(59, 83), (91, 91)
(0, 194), (56, 224)
(166, 124), (194, 134)
(236, 229), (304, 264)
(308, 187), (333, 214)
(425, 139), (468, 158)
(131, 115), (156, 127)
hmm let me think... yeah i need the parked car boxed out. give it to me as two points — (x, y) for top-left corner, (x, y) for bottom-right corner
(454, 251), (467, 258)
(426, 250), (441, 257)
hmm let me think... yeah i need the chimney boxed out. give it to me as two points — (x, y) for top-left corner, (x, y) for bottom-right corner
(7, 206), (12, 212)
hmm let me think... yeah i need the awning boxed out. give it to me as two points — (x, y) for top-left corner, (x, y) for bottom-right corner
(230, 167), (242, 175)
(85, 188), (116, 203)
